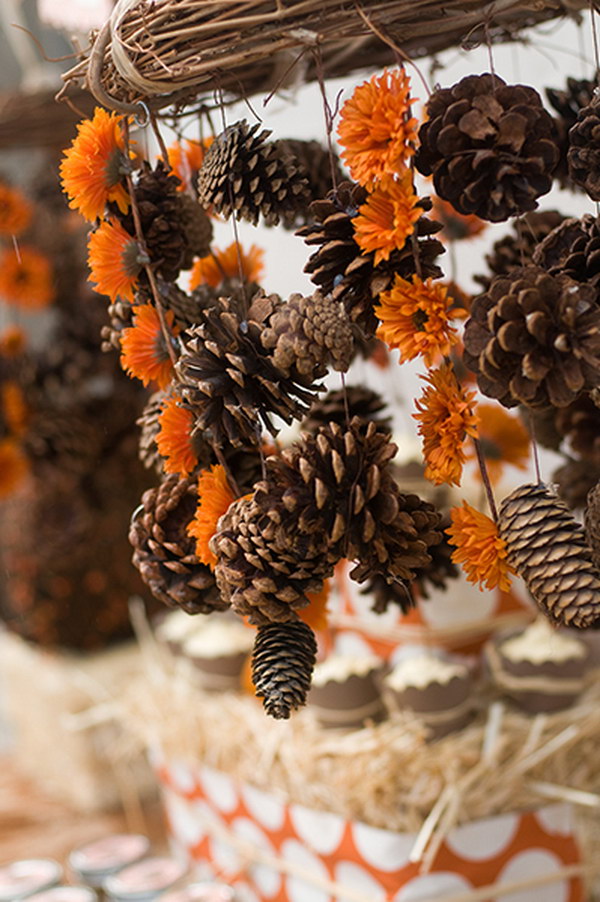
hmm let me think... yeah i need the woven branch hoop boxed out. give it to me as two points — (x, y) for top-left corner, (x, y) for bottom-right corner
(61, 0), (587, 115)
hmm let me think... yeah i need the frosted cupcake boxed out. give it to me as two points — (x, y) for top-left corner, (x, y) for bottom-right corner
(308, 654), (386, 729)
(182, 619), (254, 691)
(154, 609), (205, 655)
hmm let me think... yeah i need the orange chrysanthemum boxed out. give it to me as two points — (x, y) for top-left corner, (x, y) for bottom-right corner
(375, 275), (467, 366)
(447, 501), (514, 592)
(187, 464), (236, 568)
(0, 245), (54, 309)
(189, 242), (265, 290)
(431, 195), (486, 243)
(60, 107), (131, 222)
(337, 68), (418, 185)
(156, 394), (196, 476)
(120, 304), (177, 389)
(1, 382), (28, 435)
(466, 403), (530, 484)
(353, 171), (421, 265)
(88, 218), (142, 303)
(0, 437), (29, 498)
(167, 138), (213, 192)
(413, 363), (479, 487)
(0, 182), (32, 236)
(0, 325), (25, 357)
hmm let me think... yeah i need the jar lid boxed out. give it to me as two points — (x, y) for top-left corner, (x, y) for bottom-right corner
(0, 859), (62, 901)
(28, 887), (98, 902)
(160, 885), (236, 902)
(69, 836), (150, 885)
(104, 857), (187, 901)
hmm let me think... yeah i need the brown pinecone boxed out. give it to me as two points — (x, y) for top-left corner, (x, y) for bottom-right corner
(463, 265), (600, 409)
(129, 473), (227, 614)
(546, 73), (598, 189)
(554, 394), (600, 463)
(137, 390), (168, 473)
(101, 297), (135, 352)
(554, 457), (600, 510)
(300, 386), (391, 436)
(584, 482), (600, 569)
(175, 297), (317, 448)
(251, 620), (317, 719)
(410, 513), (459, 600)
(416, 74), (559, 222)
(568, 95), (600, 199)
(261, 290), (354, 379)
(197, 120), (309, 227)
(298, 183), (444, 337)
(498, 482), (600, 628)
(532, 214), (600, 299)
(275, 138), (345, 228)
(23, 409), (100, 476)
(178, 193), (213, 266)
(524, 407), (564, 452)
(363, 576), (416, 615)
(128, 161), (190, 281)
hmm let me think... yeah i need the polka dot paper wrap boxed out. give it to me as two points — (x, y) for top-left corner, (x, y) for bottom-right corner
(156, 757), (584, 902)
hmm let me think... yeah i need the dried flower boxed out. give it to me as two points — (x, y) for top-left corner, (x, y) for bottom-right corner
(431, 195), (486, 242)
(375, 275), (466, 366)
(88, 218), (142, 302)
(0, 438), (29, 498)
(0, 182), (32, 236)
(337, 68), (418, 185)
(352, 171), (421, 265)
(0, 326), (25, 357)
(189, 242), (265, 290)
(120, 304), (177, 389)
(413, 363), (479, 486)
(447, 501), (513, 591)
(188, 464), (236, 568)
(466, 403), (530, 483)
(1, 382), (28, 435)
(167, 138), (213, 192)
(60, 107), (131, 222)
(156, 394), (196, 476)
(0, 245), (54, 309)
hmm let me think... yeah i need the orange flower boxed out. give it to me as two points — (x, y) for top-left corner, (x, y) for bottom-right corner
(447, 501), (513, 592)
(352, 171), (421, 265)
(120, 304), (177, 389)
(0, 438), (29, 498)
(375, 275), (467, 366)
(88, 218), (142, 303)
(337, 68), (418, 185)
(60, 107), (131, 222)
(1, 382), (28, 435)
(298, 580), (330, 631)
(189, 242), (265, 290)
(188, 464), (236, 568)
(0, 245), (54, 309)
(167, 138), (213, 192)
(0, 325), (25, 357)
(431, 195), (486, 243)
(466, 403), (530, 484)
(0, 182), (32, 236)
(413, 363), (479, 486)
(156, 394), (196, 476)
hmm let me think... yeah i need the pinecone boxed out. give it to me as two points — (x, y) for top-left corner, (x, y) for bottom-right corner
(178, 192), (213, 265)
(498, 482), (600, 628)
(261, 290), (354, 379)
(197, 120), (309, 227)
(463, 266), (600, 409)
(137, 390), (168, 473)
(363, 575), (416, 616)
(23, 409), (100, 476)
(546, 73), (598, 188)
(101, 297), (135, 352)
(554, 457), (600, 510)
(410, 513), (459, 600)
(275, 138), (346, 228)
(251, 620), (317, 719)
(416, 74), (559, 222)
(524, 407), (564, 452)
(584, 482), (600, 569)
(532, 214), (600, 299)
(298, 183), (444, 337)
(554, 394), (600, 463)
(300, 386), (391, 436)
(129, 473), (227, 614)
(175, 297), (317, 448)
(568, 94), (600, 199)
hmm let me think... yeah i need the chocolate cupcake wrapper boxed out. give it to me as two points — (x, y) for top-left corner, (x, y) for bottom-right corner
(486, 641), (585, 695)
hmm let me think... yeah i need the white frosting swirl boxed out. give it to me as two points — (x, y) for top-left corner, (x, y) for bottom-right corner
(312, 654), (382, 686)
(183, 621), (254, 658)
(385, 655), (467, 691)
(500, 617), (587, 665)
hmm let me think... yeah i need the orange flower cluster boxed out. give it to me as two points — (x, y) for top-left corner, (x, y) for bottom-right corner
(352, 171), (421, 265)
(0, 437), (29, 498)
(431, 195), (486, 243)
(189, 242), (265, 290)
(156, 394), (196, 476)
(0, 245), (54, 310)
(447, 501), (514, 592)
(87, 218), (142, 303)
(120, 305), (177, 389)
(466, 404), (530, 484)
(188, 464), (236, 568)
(413, 363), (479, 486)
(0, 182), (32, 237)
(167, 138), (213, 192)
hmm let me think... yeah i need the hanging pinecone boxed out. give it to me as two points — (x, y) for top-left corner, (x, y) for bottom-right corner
(554, 394), (600, 464)
(23, 409), (101, 476)
(524, 407), (563, 452)
(567, 94), (600, 200)
(546, 73), (598, 188)
(498, 482), (600, 628)
(197, 120), (309, 227)
(554, 457), (600, 510)
(584, 482), (600, 570)
(300, 386), (391, 436)
(178, 192), (213, 265)
(260, 290), (354, 379)
(137, 390), (168, 474)
(410, 513), (459, 600)
(362, 575), (416, 616)
(251, 620), (317, 719)
(101, 296), (135, 353)
(416, 74), (559, 222)
(275, 139), (345, 228)
(532, 214), (600, 299)
(129, 473), (227, 614)
(298, 183), (444, 337)
(475, 211), (567, 292)
(463, 266), (600, 409)
(175, 296), (318, 448)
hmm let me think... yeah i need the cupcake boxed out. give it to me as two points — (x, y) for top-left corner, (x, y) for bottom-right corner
(487, 617), (589, 713)
(308, 654), (386, 729)
(385, 653), (473, 739)
(182, 619), (254, 691)
(154, 609), (205, 655)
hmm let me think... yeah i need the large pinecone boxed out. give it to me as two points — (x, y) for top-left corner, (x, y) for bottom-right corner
(568, 95), (600, 200)
(498, 482), (600, 628)
(546, 73), (598, 188)
(197, 120), (309, 227)
(300, 386), (391, 436)
(251, 620), (317, 719)
(416, 74), (559, 222)
(276, 139), (346, 229)
(463, 266), (600, 409)
(175, 296), (317, 448)
(129, 473), (227, 614)
(554, 457), (600, 510)
(297, 183), (444, 338)
(532, 214), (600, 300)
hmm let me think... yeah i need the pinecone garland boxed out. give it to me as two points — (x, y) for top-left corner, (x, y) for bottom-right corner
(416, 74), (559, 222)
(463, 266), (600, 409)
(568, 95), (600, 200)
(554, 458), (600, 510)
(475, 211), (567, 292)
(197, 120), (309, 227)
(584, 482), (600, 570)
(546, 73), (598, 188)
(301, 387), (391, 436)
(276, 139), (345, 228)
(251, 620), (317, 719)
(498, 482), (600, 628)
(532, 214), (600, 298)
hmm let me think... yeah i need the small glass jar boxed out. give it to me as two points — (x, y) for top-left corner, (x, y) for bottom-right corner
(103, 857), (188, 901)
(69, 835), (151, 889)
(28, 887), (98, 902)
(0, 859), (62, 901)
(160, 885), (236, 902)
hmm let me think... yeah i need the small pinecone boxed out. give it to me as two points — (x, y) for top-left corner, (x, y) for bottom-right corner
(584, 482), (600, 569)
(101, 297), (135, 352)
(276, 139), (345, 228)
(129, 473), (227, 614)
(416, 74), (559, 222)
(137, 390), (168, 473)
(300, 386), (391, 436)
(554, 394), (600, 463)
(197, 120), (309, 227)
(475, 210), (567, 292)
(179, 193), (213, 266)
(568, 94), (600, 200)
(525, 407), (564, 452)
(298, 183), (444, 337)
(363, 575), (416, 616)
(546, 74), (598, 188)
(463, 265), (600, 409)
(23, 409), (100, 476)
(251, 620), (317, 719)
(410, 514), (459, 600)
(130, 161), (190, 281)
(532, 214), (600, 298)
(554, 457), (600, 510)
(261, 290), (354, 379)
(175, 297), (317, 448)
(498, 482), (600, 628)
